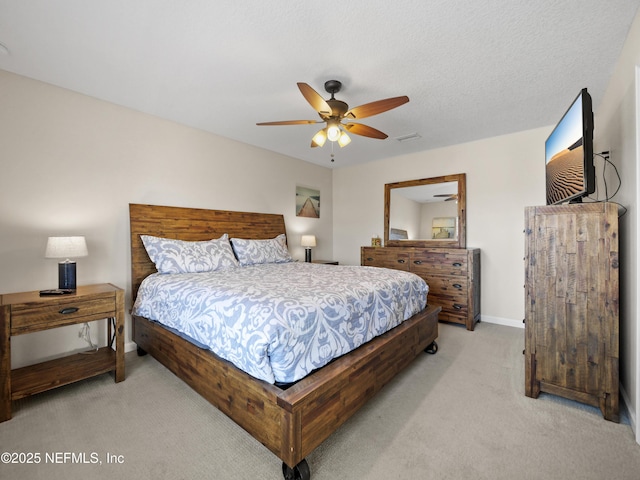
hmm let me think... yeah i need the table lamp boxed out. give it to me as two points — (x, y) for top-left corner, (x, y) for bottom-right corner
(301, 235), (316, 263)
(45, 236), (88, 290)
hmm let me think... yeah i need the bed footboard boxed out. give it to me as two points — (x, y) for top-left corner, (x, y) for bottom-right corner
(133, 303), (440, 472)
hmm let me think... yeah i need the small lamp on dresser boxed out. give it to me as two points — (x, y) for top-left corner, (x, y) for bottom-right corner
(45, 236), (88, 290)
(301, 235), (316, 263)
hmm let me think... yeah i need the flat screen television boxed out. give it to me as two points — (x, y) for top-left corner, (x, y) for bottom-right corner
(545, 88), (595, 205)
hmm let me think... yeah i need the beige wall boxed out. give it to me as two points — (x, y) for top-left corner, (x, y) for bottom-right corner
(596, 11), (640, 442)
(0, 70), (333, 368)
(333, 126), (547, 327)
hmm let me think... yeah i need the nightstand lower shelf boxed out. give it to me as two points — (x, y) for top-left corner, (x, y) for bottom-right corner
(11, 347), (117, 400)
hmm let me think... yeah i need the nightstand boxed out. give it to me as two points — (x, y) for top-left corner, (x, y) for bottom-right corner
(311, 260), (339, 265)
(0, 283), (125, 422)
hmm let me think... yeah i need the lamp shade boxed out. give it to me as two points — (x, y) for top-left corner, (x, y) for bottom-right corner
(311, 129), (327, 147)
(338, 131), (351, 147)
(301, 235), (316, 248)
(45, 236), (88, 259)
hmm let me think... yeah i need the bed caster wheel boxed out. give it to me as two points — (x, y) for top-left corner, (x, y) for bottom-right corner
(282, 459), (310, 480)
(136, 346), (147, 356)
(425, 341), (438, 354)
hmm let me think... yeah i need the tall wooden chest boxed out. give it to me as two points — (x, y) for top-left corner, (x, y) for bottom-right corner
(524, 203), (619, 421)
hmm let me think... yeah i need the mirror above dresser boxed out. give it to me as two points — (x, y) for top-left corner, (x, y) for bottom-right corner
(365, 173), (480, 330)
(384, 173), (466, 249)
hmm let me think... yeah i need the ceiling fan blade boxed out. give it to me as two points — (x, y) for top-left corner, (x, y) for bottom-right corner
(345, 96), (409, 119)
(256, 120), (320, 126)
(344, 123), (388, 139)
(433, 193), (458, 201)
(297, 83), (332, 116)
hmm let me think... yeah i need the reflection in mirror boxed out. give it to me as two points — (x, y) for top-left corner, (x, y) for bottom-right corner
(385, 174), (466, 248)
(389, 181), (458, 240)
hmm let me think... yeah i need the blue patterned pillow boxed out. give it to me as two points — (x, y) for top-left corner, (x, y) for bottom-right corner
(141, 234), (239, 274)
(231, 234), (293, 266)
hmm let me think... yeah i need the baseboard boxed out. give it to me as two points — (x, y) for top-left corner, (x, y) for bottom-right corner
(480, 315), (524, 329)
(124, 341), (138, 354)
(620, 383), (637, 435)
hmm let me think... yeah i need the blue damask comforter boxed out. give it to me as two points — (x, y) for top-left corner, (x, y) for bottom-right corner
(132, 262), (428, 384)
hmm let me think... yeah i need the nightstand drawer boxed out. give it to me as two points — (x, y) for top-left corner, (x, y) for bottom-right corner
(10, 296), (116, 335)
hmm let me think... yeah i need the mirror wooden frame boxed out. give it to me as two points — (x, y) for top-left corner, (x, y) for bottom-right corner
(384, 173), (466, 248)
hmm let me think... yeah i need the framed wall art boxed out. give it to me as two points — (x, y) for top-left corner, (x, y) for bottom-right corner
(296, 186), (320, 218)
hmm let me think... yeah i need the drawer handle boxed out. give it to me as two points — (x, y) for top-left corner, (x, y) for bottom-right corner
(397, 259), (406, 264)
(452, 262), (462, 267)
(413, 260), (422, 265)
(453, 304), (463, 310)
(366, 257), (374, 261)
(453, 283), (462, 289)
(59, 307), (79, 315)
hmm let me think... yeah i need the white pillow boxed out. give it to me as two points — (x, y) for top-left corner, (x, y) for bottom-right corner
(141, 234), (239, 274)
(230, 234), (293, 266)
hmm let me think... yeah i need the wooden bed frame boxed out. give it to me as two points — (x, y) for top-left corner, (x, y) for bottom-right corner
(129, 203), (440, 479)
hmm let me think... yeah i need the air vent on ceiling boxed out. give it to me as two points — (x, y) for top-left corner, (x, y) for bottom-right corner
(394, 133), (421, 142)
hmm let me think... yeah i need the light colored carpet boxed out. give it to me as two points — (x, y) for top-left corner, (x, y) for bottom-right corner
(1, 322), (639, 480)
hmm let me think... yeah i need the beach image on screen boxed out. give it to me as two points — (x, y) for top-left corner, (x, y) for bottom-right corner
(545, 96), (585, 204)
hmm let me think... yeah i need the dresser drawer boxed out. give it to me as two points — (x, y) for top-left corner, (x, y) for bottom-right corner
(429, 293), (468, 316)
(437, 310), (468, 326)
(425, 275), (468, 298)
(410, 250), (468, 275)
(10, 295), (116, 335)
(361, 247), (410, 271)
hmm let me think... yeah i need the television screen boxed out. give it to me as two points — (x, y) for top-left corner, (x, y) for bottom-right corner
(545, 88), (594, 205)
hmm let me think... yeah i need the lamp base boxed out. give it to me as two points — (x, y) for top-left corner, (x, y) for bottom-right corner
(305, 248), (312, 263)
(58, 261), (77, 290)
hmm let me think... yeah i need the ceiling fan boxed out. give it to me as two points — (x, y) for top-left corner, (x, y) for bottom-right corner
(434, 194), (458, 201)
(257, 80), (409, 148)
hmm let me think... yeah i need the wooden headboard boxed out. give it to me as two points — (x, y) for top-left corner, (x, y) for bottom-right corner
(129, 204), (287, 300)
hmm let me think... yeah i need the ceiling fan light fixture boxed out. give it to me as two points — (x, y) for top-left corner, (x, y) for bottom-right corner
(326, 122), (341, 142)
(338, 131), (351, 147)
(311, 129), (327, 147)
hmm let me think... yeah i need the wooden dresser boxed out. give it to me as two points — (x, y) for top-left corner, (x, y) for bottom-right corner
(524, 203), (619, 422)
(361, 246), (481, 330)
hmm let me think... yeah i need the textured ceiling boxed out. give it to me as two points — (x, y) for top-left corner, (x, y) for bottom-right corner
(0, 1), (638, 168)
